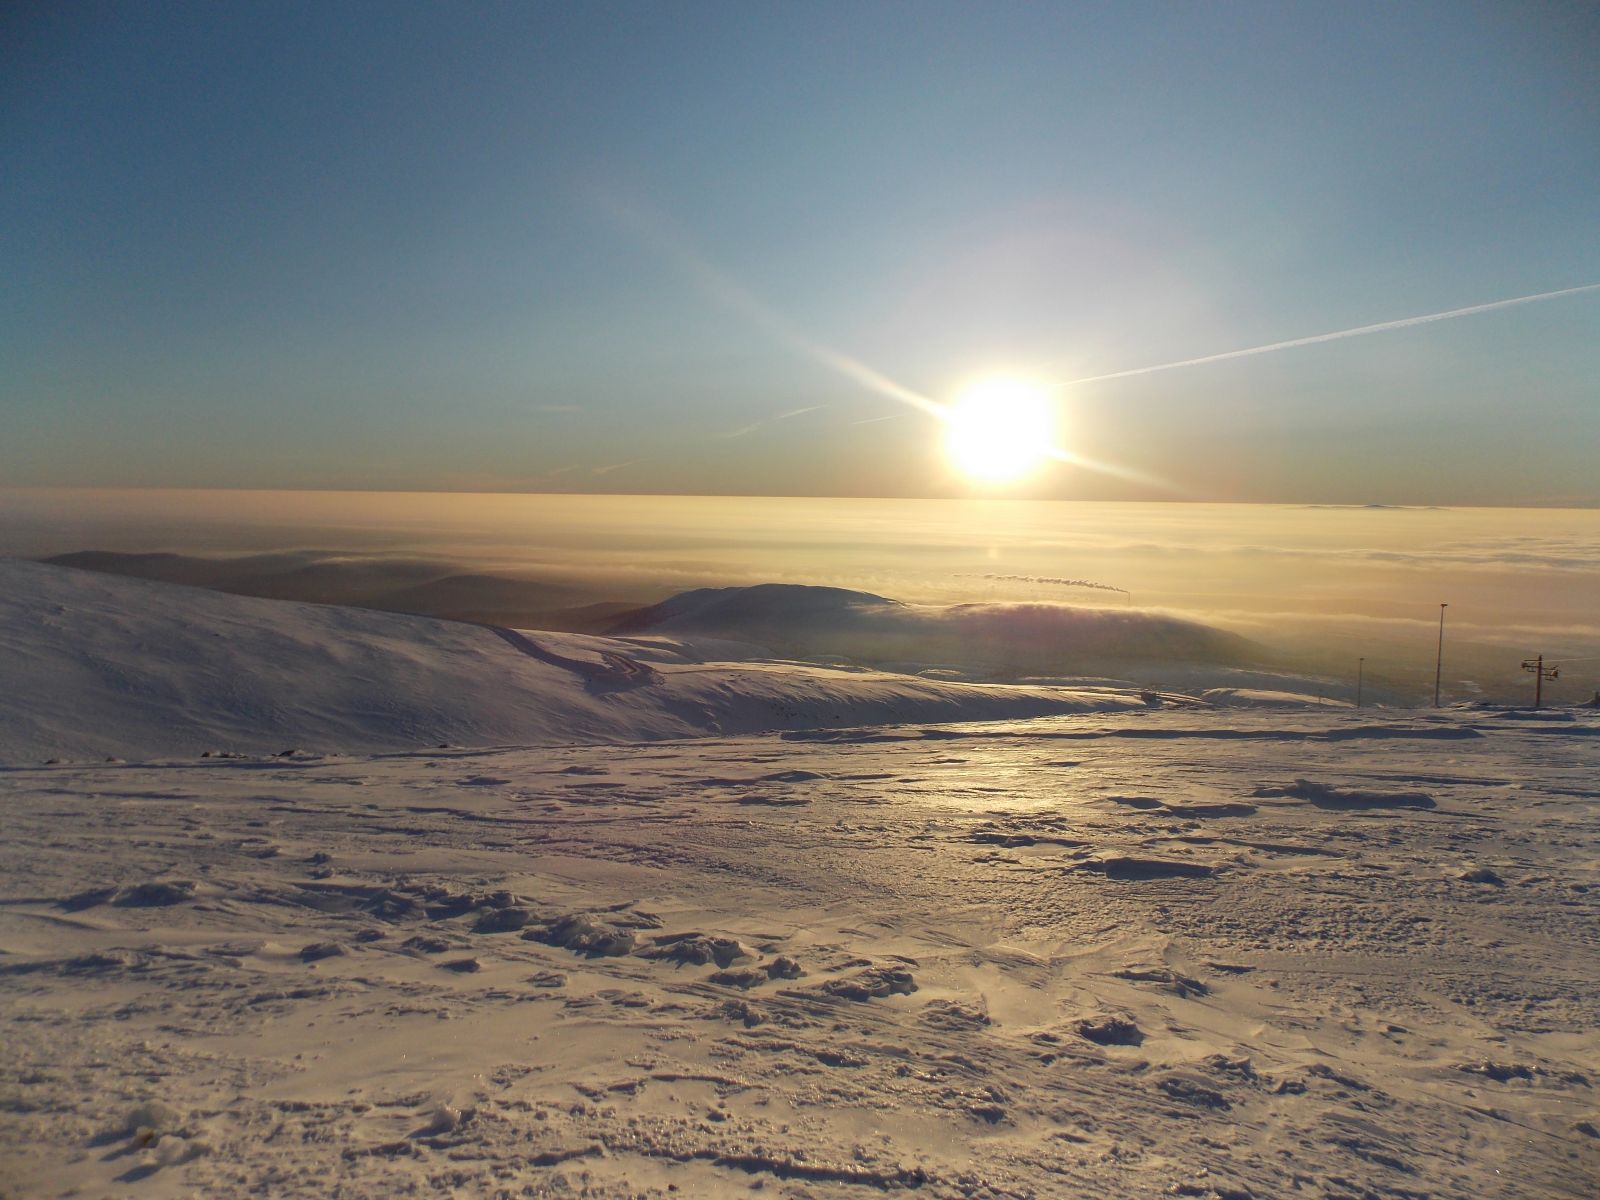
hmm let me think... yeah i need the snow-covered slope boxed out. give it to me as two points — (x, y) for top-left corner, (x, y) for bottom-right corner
(3, 559), (1596, 1198)
(0, 559), (1151, 761)
(2, 708), (1595, 1197)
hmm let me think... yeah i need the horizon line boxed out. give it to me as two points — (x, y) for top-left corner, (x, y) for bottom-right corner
(1, 483), (1595, 511)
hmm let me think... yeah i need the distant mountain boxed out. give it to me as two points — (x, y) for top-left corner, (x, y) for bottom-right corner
(0, 559), (1147, 760)
(42, 550), (624, 631)
(607, 583), (900, 634)
(606, 583), (1257, 673)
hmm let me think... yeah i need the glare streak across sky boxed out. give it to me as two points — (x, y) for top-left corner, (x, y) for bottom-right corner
(1052, 283), (1600, 390)
(597, 191), (1594, 498)
(596, 191), (1178, 491)
(7, 5), (1599, 501)
(593, 192), (946, 420)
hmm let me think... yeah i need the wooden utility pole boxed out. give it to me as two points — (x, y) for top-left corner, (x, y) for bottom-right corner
(1356, 657), (1364, 709)
(1521, 655), (1559, 709)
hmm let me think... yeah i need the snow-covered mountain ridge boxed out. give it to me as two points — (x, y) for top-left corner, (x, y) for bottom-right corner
(0, 558), (1160, 762)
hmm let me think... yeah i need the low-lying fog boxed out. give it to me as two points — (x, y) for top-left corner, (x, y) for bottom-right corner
(4, 488), (1596, 705)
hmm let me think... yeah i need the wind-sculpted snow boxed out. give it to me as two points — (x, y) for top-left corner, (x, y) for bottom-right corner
(1254, 778), (1438, 809)
(1, 709), (1595, 1197)
(0, 559), (1149, 761)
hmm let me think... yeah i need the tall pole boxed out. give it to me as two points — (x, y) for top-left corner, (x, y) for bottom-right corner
(1357, 657), (1364, 709)
(1433, 603), (1448, 708)
(1522, 655), (1558, 710)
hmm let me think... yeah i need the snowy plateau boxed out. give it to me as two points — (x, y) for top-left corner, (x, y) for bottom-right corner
(0, 558), (1596, 1199)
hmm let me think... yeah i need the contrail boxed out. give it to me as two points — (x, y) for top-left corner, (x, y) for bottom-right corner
(719, 404), (830, 440)
(1053, 283), (1600, 390)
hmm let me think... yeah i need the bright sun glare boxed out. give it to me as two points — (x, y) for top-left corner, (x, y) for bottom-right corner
(944, 377), (1057, 484)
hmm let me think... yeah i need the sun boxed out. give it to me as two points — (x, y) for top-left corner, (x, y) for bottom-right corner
(943, 377), (1057, 484)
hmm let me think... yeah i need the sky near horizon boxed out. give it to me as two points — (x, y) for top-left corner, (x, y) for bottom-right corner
(4, 2), (1598, 504)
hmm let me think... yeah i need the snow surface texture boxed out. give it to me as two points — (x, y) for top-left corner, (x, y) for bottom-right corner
(2, 711), (1596, 1198)
(0, 559), (1160, 762)
(1, 558), (1596, 1197)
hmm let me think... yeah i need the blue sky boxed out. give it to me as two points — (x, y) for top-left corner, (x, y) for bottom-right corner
(4, 1), (1597, 502)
